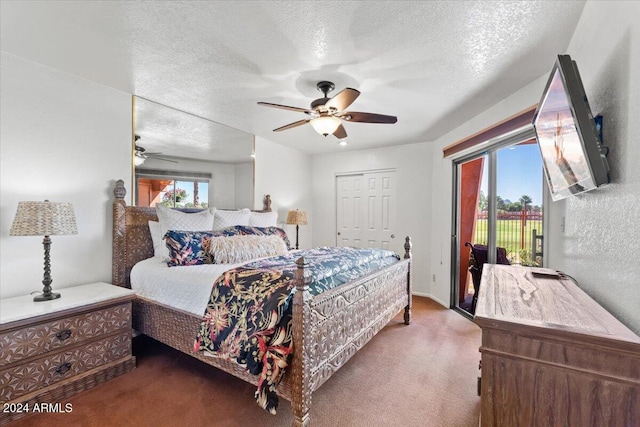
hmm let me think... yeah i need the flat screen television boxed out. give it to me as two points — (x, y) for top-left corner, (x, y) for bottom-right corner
(532, 54), (610, 201)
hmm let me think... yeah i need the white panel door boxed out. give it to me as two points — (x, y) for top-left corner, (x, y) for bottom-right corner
(336, 174), (363, 247)
(336, 171), (397, 249)
(364, 171), (396, 249)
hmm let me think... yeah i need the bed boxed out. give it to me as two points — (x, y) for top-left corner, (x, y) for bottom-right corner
(111, 179), (412, 426)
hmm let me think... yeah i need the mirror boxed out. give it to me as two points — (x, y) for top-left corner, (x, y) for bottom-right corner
(132, 96), (254, 209)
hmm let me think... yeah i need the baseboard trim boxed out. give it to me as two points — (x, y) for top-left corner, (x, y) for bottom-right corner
(412, 291), (430, 298)
(412, 292), (449, 308)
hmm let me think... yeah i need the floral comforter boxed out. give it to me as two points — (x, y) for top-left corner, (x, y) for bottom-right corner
(193, 246), (400, 414)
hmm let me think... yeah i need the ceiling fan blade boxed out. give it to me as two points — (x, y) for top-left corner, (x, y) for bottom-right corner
(273, 119), (310, 132)
(257, 102), (311, 113)
(341, 111), (397, 124)
(325, 88), (360, 111)
(333, 124), (348, 139)
(149, 156), (179, 163)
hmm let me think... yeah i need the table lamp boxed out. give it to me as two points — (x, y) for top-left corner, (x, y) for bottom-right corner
(286, 209), (307, 250)
(10, 200), (78, 301)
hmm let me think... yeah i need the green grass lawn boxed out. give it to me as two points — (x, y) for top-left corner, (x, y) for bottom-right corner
(473, 218), (543, 263)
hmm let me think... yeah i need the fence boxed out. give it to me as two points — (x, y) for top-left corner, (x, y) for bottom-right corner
(473, 210), (543, 265)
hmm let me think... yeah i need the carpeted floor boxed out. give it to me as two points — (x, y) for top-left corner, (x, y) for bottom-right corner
(9, 297), (481, 427)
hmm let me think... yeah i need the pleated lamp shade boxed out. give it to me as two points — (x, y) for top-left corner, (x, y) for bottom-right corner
(286, 209), (308, 226)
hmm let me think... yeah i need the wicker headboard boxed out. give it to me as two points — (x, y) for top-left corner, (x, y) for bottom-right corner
(112, 179), (271, 288)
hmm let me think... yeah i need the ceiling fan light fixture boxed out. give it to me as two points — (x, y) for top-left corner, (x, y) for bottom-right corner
(258, 81), (396, 140)
(310, 116), (341, 136)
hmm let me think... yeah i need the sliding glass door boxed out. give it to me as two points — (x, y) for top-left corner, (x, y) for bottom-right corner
(454, 155), (489, 313)
(496, 141), (544, 266)
(452, 135), (545, 316)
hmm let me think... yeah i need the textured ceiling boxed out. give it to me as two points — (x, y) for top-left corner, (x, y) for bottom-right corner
(0, 1), (586, 156)
(134, 97), (254, 163)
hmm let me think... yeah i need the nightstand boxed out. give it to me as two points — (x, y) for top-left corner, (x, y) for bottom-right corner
(0, 282), (136, 424)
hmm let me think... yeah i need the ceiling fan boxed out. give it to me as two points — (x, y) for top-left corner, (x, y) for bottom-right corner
(257, 81), (397, 140)
(134, 135), (178, 166)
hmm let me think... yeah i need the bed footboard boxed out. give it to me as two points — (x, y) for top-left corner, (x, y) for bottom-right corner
(290, 239), (412, 426)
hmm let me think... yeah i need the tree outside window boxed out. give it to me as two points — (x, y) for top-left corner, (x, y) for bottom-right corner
(161, 187), (189, 207)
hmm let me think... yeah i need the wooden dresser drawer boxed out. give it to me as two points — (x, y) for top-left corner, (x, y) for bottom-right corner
(0, 302), (131, 367)
(0, 331), (131, 402)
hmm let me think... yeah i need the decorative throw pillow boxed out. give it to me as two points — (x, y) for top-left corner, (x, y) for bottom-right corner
(156, 204), (215, 260)
(148, 221), (162, 258)
(218, 225), (291, 250)
(207, 235), (288, 264)
(212, 208), (251, 231)
(248, 211), (278, 227)
(165, 230), (216, 267)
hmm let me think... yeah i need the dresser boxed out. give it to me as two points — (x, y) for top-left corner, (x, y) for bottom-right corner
(474, 264), (640, 427)
(0, 282), (136, 424)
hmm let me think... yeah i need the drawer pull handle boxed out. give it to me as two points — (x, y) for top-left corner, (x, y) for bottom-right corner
(56, 329), (72, 341)
(55, 362), (72, 375)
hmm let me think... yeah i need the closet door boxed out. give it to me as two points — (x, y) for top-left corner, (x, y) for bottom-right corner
(336, 171), (397, 250)
(336, 174), (364, 247)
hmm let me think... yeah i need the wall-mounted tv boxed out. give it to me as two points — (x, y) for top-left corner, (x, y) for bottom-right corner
(532, 54), (610, 201)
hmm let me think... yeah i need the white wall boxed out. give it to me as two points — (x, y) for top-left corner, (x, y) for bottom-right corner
(546, 1), (640, 333)
(254, 137), (312, 248)
(429, 1), (640, 334)
(311, 143), (432, 297)
(0, 53), (131, 299)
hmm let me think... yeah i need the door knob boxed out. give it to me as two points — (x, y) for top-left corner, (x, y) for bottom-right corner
(391, 234), (395, 239)
(337, 232), (341, 236)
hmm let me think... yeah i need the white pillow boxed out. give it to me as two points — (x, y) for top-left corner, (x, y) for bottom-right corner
(248, 211), (278, 227)
(148, 221), (162, 258)
(207, 235), (287, 264)
(212, 208), (251, 231)
(155, 204), (215, 260)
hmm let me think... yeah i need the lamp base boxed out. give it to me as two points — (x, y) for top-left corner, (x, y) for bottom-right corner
(34, 292), (61, 302)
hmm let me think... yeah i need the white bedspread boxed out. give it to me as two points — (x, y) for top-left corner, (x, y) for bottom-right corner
(130, 257), (243, 316)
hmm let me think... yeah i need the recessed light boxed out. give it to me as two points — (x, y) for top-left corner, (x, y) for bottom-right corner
(339, 140), (348, 146)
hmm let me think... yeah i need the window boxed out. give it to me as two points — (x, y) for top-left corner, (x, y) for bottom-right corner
(135, 169), (211, 208)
